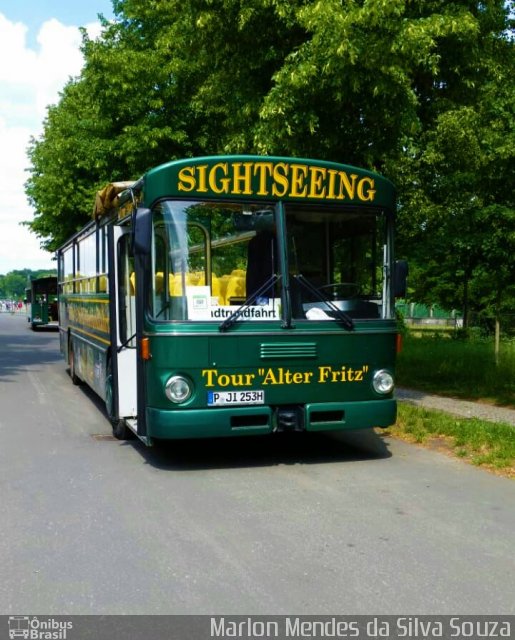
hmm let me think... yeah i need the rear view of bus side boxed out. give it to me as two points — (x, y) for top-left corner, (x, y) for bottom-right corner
(26, 276), (58, 330)
(57, 156), (406, 446)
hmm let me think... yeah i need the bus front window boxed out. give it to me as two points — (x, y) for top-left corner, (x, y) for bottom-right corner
(286, 205), (390, 321)
(150, 201), (281, 323)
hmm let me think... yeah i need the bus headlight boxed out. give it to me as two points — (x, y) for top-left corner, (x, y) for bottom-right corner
(165, 375), (193, 403)
(372, 369), (394, 395)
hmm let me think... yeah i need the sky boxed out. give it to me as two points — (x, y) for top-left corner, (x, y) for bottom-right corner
(0, 1), (114, 275)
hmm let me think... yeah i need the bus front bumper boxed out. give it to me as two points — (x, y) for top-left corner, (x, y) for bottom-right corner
(146, 399), (396, 440)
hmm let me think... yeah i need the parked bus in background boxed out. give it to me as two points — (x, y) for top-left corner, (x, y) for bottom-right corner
(25, 276), (58, 330)
(57, 156), (407, 446)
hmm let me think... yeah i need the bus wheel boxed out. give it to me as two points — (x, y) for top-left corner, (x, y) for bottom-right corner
(112, 418), (134, 440)
(106, 360), (133, 440)
(69, 342), (81, 385)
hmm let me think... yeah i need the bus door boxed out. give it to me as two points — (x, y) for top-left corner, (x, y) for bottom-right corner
(109, 226), (138, 423)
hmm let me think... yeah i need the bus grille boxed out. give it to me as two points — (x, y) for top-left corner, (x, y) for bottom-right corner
(260, 342), (317, 359)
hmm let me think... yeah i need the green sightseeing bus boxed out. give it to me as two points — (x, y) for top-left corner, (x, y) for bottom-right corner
(25, 276), (58, 330)
(57, 156), (407, 446)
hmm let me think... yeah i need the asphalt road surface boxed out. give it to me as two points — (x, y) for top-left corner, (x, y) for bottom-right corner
(1, 312), (514, 615)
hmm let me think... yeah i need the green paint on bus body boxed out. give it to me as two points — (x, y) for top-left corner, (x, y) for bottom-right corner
(142, 323), (397, 438)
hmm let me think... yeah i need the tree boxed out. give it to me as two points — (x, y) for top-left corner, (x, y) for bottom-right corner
(25, 0), (514, 322)
(26, 0), (309, 250)
(390, 13), (515, 328)
(256, 0), (480, 163)
(0, 269), (57, 299)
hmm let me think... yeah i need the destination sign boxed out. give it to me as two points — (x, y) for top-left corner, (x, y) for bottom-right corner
(177, 161), (376, 202)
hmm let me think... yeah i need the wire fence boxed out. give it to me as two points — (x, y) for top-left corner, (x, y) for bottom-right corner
(402, 314), (515, 338)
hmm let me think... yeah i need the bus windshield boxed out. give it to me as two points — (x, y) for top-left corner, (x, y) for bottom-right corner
(150, 200), (390, 324)
(286, 204), (387, 321)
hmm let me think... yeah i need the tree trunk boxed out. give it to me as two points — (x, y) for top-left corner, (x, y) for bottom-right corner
(462, 272), (469, 329)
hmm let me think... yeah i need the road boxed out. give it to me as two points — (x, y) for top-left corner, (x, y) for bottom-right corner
(1, 312), (514, 615)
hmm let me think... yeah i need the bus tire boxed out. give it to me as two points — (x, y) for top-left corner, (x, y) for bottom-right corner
(106, 360), (134, 440)
(69, 341), (81, 385)
(112, 418), (134, 440)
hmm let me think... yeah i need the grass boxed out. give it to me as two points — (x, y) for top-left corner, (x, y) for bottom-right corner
(382, 404), (515, 477)
(390, 334), (515, 477)
(396, 334), (515, 406)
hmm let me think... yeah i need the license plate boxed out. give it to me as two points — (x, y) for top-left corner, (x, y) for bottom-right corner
(207, 390), (265, 406)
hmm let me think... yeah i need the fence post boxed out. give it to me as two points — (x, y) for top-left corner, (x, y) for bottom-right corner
(495, 316), (500, 365)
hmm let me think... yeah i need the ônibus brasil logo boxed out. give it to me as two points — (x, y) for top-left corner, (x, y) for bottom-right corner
(8, 616), (72, 640)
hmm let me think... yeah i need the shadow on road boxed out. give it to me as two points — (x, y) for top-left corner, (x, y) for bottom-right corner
(72, 358), (393, 471)
(2, 314), (392, 471)
(0, 319), (61, 381)
(131, 428), (391, 471)
(79, 381), (393, 471)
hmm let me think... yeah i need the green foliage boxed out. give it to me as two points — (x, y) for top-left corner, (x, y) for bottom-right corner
(256, 0), (480, 162)
(389, 2), (515, 323)
(24, 0), (515, 319)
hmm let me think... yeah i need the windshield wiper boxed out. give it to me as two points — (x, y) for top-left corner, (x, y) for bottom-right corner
(219, 274), (281, 332)
(293, 274), (354, 331)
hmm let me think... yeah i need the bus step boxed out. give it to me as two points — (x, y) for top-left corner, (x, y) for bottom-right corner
(126, 418), (138, 434)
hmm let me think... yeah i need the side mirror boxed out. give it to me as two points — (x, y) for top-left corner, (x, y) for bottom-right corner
(394, 260), (408, 298)
(132, 207), (152, 256)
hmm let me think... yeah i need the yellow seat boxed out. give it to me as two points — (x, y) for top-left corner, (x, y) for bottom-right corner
(171, 272), (212, 296)
(219, 275), (231, 305)
(225, 276), (246, 303)
(154, 272), (164, 294)
(168, 273), (176, 295)
(129, 272), (136, 295)
(211, 275), (224, 305)
(170, 273), (189, 296)
(193, 271), (206, 285)
(186, 273), (200, 285)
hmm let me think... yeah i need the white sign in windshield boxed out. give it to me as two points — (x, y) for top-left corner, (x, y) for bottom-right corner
(186, 287), (281, 321)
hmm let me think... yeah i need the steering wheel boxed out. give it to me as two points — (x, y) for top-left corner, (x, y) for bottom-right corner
(318, 282), (360, 299)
